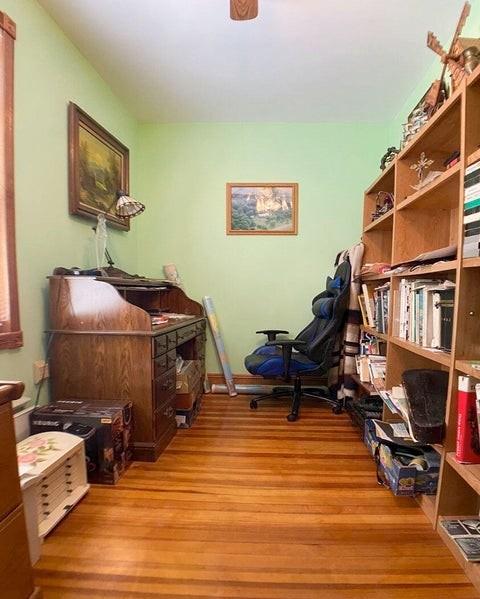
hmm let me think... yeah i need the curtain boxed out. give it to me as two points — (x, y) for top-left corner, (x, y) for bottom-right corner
(328, 241), (364, 403)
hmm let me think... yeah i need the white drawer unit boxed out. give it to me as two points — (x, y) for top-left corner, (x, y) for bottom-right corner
(17, 431), (89, 547)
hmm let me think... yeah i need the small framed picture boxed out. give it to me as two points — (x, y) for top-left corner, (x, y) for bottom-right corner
(68, 102), (130, 230)
(226, 183), (298, 235)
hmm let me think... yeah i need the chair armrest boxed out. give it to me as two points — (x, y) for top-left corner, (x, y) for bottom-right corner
(264, 340), (307, 379)
(256, 329), (289, 341)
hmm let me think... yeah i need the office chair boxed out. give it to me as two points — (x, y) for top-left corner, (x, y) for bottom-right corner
(244, 259), (351, 421)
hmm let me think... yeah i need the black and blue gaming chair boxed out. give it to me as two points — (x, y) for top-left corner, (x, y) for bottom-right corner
(244, 259), (351, 421)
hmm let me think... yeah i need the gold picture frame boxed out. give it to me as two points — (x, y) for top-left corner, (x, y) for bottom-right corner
(68, 103), (130, 230)
(226, 183), (298, 235)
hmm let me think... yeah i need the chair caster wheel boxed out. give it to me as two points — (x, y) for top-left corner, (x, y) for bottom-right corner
(250, 400), (258, 410)
(287, 413), (298, 422)
(332, 405), (343, 414)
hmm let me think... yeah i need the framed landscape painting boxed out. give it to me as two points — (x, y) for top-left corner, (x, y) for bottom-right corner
(226, 183), (298, 235)
(68, 103), (130, 230)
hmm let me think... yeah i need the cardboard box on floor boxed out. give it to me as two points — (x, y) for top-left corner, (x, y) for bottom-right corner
(176, 360), (202, 393)
(176, 360), (202, 411)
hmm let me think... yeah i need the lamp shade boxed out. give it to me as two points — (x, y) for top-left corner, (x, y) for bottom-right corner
(115, 192), (145, 219)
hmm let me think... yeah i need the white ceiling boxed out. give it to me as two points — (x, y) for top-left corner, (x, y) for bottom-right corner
(38, 0), (466, 122)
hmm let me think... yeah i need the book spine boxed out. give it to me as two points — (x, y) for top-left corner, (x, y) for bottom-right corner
(456, 376), (480, 464)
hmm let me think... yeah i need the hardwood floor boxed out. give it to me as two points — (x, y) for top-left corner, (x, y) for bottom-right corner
(34, 396), (479, 598)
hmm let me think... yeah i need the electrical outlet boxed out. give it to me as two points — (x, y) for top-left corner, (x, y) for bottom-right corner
(33, 360), (49, 384)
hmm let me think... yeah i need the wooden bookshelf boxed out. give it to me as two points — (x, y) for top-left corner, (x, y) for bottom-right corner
(360, 71), (480, 592)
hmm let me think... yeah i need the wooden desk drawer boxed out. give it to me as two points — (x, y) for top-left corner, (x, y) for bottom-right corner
(177, 324), (197, 345)
(154, 368), (176, 411)
(152, 334), (167, 357)
(195, 320), (206, 334)
(155, 397), (176, 438)
(0, 505), (35, 599)
(167, 331), (177, 350)
(153, 350), (176, 378)
(0, 402), (22, 522)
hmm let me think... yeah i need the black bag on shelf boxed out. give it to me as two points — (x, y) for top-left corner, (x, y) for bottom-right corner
(402, 369), (449, 444)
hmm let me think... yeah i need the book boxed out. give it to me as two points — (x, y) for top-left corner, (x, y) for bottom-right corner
(456, 376), (480, 464)
(441, 518), (480, 561)
(361, 284), (375, 328)
(455, 537), (480, 561)
(358, 295), (368, 326)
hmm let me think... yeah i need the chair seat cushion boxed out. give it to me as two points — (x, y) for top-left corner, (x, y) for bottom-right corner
(245, 351), (319, 377)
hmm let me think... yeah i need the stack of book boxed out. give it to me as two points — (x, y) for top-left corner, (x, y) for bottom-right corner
(359, 330), (384, 356)
(397, 279), (455, 350)
(464, 160), (480, 258)
(355, 354), (386, 393)
(360, 282), (390, 334)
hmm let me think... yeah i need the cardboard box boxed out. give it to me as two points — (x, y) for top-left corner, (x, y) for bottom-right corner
(176, 395), (202, 429)
(176, 360), (202, 394)
(364, 419), (440, 496)
(30, 399), (133, 485)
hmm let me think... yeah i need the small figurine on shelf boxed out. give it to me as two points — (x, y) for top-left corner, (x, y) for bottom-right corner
(380, 147), (399, 171)
(371, 191), (394, 221)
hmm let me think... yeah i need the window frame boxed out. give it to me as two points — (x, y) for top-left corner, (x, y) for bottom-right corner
(0, 12), (21, 350)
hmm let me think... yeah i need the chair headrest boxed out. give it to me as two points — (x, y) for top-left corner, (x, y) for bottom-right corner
(312, 297), (334, 319)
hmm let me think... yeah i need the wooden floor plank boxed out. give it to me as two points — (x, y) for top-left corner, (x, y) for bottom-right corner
(34, 396), (479, 598)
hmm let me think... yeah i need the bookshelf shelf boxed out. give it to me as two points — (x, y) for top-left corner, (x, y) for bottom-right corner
(446, 453), (480, 496)
(396, 163), (461, 212)
(351, 373), (376, 396)
(463, 257), (480, 269)
(361, 272), (391, 282)
(467, 148), (480, 167)
(392, 260), (458, 277)
(389, 337), (452, 367)
(363, 210), (393, 233)
(455, 360), (480, 380)
(360, 324), (388, 341)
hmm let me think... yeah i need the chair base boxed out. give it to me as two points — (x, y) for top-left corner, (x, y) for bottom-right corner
(249, 376), (343, 421)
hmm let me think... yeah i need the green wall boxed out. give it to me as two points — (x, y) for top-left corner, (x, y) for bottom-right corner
(136, 123), (387, 373)
(0, 0), (139, 401)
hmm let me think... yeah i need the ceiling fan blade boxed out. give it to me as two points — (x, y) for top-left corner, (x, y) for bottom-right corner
(230, 0), (258, 21)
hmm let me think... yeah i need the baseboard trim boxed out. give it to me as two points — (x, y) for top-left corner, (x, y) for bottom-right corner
(207, 373), (327, 387)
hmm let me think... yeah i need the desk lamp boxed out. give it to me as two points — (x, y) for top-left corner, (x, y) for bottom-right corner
(94, 191), (145, 271)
